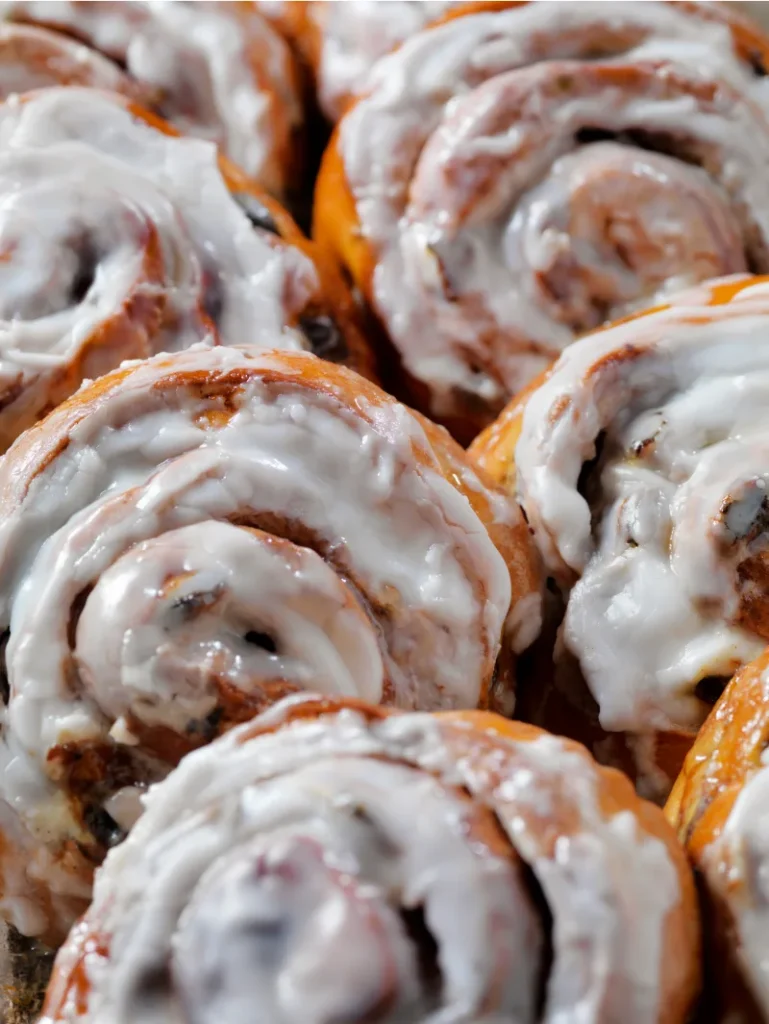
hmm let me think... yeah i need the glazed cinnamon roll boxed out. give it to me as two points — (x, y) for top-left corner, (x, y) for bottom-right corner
(40, 694), (700, 1024)
(667, 649), (769, 1021)
(470, 274), (769, 800)
(0, 86), (370, 452)
(0, 1), (303, 197)
(0, 343), (540, 945)
(315, 0), (769, 441)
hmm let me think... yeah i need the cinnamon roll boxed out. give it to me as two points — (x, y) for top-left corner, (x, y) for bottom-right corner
(0, 85), (369, 453)
(315, 0), (769, 441)
(667, 649), (769, 1021)
(40, 694), (700, 1024)
(0, 343), (540, 945)
(471, 274), (769, 800)
(0, 1), (303, 198)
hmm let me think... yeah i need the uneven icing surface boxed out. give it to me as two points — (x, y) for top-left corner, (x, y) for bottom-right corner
(0, 22), (141, 98)
(0, 1), (301, 192)
(312, 0), (455, 120)
(0, 345), (530, 940)
(515, 276), (769, 734)
(713, 752), (769, 1015)
(0, 87), (318, 448)
(42, 701), (678, 1024)
(338, 0), (769, 421)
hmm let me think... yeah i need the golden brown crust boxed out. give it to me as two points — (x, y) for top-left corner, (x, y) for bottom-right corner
(666, 651), (769, 1021)
(445, 709), (701, 1024)
(314, 1), (769, 443)
(0, 345), (542, 961)
(468, 274), (769, 800)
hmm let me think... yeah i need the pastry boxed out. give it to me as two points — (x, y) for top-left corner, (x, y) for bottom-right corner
(0, 0), (303, 197)
(315, 0), (769, 440)
(0, 343), (540, 945)
(0, 86), (369, 452)
(41, 693), (700, 1023)
(472, 274), (769, 800)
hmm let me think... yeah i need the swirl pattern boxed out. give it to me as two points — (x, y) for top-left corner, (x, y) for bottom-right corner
(40, 695), (699, 1024)
(0, 1), (303, 196)
(0, 86), (369, 452)
(0, 343), (539, 943)
(471, 274), (769, 797)
(315, 0), (769, 439)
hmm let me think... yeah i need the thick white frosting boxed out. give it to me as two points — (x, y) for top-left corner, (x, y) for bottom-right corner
(0, 1), (301, 193)
(0, 22), (140, 97)
(0, 344), (529, 940)
(41, 701), (678, 1023)
(709, 742), (769, 1015)
(0, 86), (320, 448)
(310, 0), (455, 120)
(338, 1), (769, 419)
(515, 276), (769, 735)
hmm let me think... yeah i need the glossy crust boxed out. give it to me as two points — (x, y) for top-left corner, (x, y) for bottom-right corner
(470, 274), (769, 801)
(315, 0), (769, 442)
(0, 87), (372, 452)
(40, 695), (700, 1023)
(0, 1), (303, 198)
(0, 344), (540, 946)
(666, 651), (769, 1021)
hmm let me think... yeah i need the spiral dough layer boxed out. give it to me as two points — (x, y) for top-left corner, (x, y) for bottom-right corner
(0, 86), (368, 452)
(0, 344), (539, 943)
(472, 274), (769, 794)
(40, 695), (699, 1024)
(315, 0), (769, 437)
(0, 1), (303, 196)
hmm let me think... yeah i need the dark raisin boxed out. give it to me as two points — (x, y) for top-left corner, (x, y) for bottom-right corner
(135, 962), (173, 999)
(694, 675), (730, 707)
(298, 314), (348, 362)
(186, 706), (223, 740)
(577, 431), (607, 502)
(70, 238), (98, 305)
(747, 49), (768, 77)
(83, 804), (126, 850)
(244, 631), (278, 653)
(201, 269), (224, 325)
(233, 193), (280, 236)
(575, 127), (617, 145)
(0, 630), (9, 706)
(400, 907), (441, 998)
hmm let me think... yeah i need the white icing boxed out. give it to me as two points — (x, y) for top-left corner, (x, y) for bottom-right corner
(515, 276), (769, 733)
(41, 703), (678, 1024)
(338, 1), (769, 419)
(0, 344), (526, 940)
(0, 22), (135, 97)
(0, 1), (302, 193)
(713, 748), (769, 1015)
(312, 0), (456, 120)
(0, 86), (318, 447)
